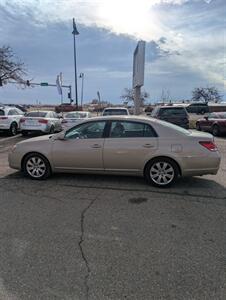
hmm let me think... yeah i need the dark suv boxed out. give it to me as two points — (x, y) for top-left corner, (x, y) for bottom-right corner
(151, 106), (189, 129)
(186, 103), (209, 115)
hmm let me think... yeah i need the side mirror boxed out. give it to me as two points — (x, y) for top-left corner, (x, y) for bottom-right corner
(204, 116), (209, 120)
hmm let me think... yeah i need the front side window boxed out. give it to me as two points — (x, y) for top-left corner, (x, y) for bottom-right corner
(109, 121), (157, 138)
(8, 109), (18, 115)
(65, 121), (106, 139)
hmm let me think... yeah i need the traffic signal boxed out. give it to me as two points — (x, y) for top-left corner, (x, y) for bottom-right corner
(68, 92), (71, 99)
(26, 80), (30, 86)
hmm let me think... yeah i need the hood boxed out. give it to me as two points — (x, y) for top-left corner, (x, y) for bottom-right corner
(17, 134), (54, 145)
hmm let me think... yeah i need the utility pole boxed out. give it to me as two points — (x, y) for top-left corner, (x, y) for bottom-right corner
(72, 18), (79, 108)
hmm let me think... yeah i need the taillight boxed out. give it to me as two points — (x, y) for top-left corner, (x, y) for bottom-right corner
(61, 119), (68, 124)
(199, 141), (218, 152)
(20, 118), (25, 123)
(38, 119), (48, 124)
(0, 117), (8, 120)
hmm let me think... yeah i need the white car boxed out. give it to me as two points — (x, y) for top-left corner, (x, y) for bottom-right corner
(61, 111), (91, 130)
(0, 105), (24, 136)
(102, 107), (129, 116)
(20, 111), (62, 136)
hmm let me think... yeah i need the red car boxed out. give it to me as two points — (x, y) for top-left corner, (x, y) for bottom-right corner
(196, 112), (226, 136)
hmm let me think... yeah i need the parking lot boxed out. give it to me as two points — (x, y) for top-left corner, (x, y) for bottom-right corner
(0, 133), (225, 299)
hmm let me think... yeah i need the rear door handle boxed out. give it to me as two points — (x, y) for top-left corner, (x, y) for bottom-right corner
(143, 144), (154, 148)
(91, 144), (101, 148)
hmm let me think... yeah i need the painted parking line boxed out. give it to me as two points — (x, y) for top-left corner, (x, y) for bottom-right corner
(0, 134), (22, 143)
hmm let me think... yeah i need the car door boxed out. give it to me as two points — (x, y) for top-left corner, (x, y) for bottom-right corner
(202, 113), (216, 132)
(103, 120), (158, 172)
(52, 120), (107, 171)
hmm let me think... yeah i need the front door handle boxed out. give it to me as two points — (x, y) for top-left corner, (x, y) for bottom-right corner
(91, 144), (101, 148)
(143, 144), (154, 148)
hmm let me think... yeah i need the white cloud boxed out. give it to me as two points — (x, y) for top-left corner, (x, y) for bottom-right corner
(1, 0), (225, 91)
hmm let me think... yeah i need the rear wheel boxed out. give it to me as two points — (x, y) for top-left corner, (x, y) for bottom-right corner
(23, 153), (51, 180)
(196, 122), (201, 131)
(212, 124), (220, 137)
(144, 158), (179, 188)
(9, 123), (18, 136)
(49, 125), (55, 134)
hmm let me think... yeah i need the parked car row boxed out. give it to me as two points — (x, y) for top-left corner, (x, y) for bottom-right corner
(0, 105), (91, 136)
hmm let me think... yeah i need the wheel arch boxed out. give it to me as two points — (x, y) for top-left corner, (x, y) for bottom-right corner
(21, 151), (52, 172)
(143, 156), (182, 177)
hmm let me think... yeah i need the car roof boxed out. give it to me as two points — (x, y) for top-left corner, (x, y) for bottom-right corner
(26, 110), (50, 114)
(103, 107), (128, 110)
(85, 115), (156, 122)
(157, 105), (186, 109)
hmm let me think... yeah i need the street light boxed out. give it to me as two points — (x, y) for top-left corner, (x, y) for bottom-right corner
(72, 18), (79, 108)
(79, 72), (84, 108)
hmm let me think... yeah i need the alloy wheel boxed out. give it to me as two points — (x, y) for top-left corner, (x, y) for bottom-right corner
(150, 162), (175, 186)
(26, 156), (46, 178)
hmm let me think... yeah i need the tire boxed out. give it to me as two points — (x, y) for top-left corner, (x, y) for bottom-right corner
(9, 122), (18, 136)
(144, 158), (179, 188)
(212, 124), (220, 137)
(22, 153), (51, 180)
(49, 125), (55, 134)
(196, 122), (201, 131)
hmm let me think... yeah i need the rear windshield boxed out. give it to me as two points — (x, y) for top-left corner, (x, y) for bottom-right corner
(159, 107), (187, 116)
(25, 112), (47, 117)
(65, 112), (87, 118)
(0, 110), (4, 116)
(157, 119), (191, 135)
(103, 109), (128, 116)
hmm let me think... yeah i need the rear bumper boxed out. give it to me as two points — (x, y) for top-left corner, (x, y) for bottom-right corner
(21, 124), (49, 133)
(180, 153), (221, 176)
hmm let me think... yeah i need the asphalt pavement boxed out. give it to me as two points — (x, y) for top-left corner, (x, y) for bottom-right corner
(0, 134), (225, 300)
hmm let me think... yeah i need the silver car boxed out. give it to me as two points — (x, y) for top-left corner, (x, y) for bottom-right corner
(61, 111), (91, 130)
(20, 111), (62, 136)
(9, 116), (221, 187)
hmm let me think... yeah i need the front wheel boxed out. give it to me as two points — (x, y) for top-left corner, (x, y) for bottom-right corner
(144, 158), (179, 188)
(23, 153), (51, 180)
(212, 125), (220, 137)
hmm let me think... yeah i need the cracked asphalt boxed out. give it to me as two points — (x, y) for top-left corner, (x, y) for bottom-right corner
(0, 134), (225, 300)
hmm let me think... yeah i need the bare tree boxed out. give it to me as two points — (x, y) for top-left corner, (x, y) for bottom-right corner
(0, 46), (27, 86)
(121, 88), (149, 106)
(192, 87), (222, 103)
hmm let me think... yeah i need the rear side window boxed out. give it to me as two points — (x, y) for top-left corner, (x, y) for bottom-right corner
(159, 108), (187, 116)
(110, 121), (157, 138)
(0, 110), (5, 116)
(103, 109), (128, 116)
(25, 112), (47, 118)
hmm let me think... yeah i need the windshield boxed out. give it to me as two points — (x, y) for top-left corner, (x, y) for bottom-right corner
(25, 112), (47, 118)
(103, 109), (128, 116)
(65, 112), (88, 118)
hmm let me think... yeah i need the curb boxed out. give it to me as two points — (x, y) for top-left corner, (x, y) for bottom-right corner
(0, 134), (22, 143)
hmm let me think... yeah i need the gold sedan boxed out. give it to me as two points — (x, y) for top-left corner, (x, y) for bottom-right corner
(8, 116), (221, 187)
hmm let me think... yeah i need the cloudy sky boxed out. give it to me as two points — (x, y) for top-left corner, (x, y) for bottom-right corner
(0, 0), (225, 105)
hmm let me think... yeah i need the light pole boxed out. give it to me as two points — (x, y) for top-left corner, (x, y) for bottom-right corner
(72, 18), (79, 108)
(79, 72), (84, 108)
